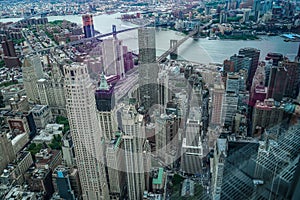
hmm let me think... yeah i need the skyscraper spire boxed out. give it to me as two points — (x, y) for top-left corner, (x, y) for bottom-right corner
(99, 72), (109, 91)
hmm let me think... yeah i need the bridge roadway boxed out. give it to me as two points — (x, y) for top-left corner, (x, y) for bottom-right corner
(156, 21), (212, 63)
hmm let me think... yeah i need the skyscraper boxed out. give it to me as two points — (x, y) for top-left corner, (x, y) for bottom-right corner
(64, 63), (109, 200)
(95, 73), (116, 142)
(138, 28), (159, 110)
(82, 14), (95, 38)
(267, 65), (287, 101)
(251, 98), (284, 136)
(211, 83), (225, 126)
(121, 105), (147, 200)
(22, 54), (44, 103)
(238, 48), (260, 89)
(281, 60), (300, 99)
(101, 38), (125, 79)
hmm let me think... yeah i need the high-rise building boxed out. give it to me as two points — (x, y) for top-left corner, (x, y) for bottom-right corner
(226, 73), (241, 94)
(181, 119), (203, 175)
(211, 138), (227, 200)
(0, 133), (16, 174)
(101, 37), (125, 79)
(95, 73), (116, 142)
(223, 93), (239, 127)
(64, 63), (109, 200)
(251, 98), (284, 136)
(265, 52), (283, 66)
(138, 28), (159, 110)
(281, 60), (300, 99)
(22, 54), (44, 103)
(37, 63), (66, 116)
(52, 166), (76, 200)
(267, 65), (287, 101)
(211, 84), (225, 126)
(228, 54), (252, 73)
(155, 113), (180, 167)
(121, 105), (147, 200)
(106, 132), (126, 199)
(82, 14), (95, 38)
(238, 48), (260, 89)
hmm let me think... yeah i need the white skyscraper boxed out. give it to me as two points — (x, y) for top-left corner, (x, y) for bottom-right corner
(121, 105), (147, 200)
(64, 63), (109, 200)
(22, 54), (44, 103)
(101, 37), (125, 79)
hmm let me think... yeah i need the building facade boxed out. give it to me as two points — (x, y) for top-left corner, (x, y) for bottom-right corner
(64, 63), (109, 200)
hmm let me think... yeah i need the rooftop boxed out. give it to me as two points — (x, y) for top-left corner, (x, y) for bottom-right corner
(152, 168), (164, 185)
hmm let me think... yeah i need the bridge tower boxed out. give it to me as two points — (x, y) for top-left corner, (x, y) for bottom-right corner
(112, 25), (117, 38)
(170, 40), (178, 60)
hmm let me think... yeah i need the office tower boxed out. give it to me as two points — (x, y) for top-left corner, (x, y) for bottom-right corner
(101, 38), (125, 79)
(223, 93), (239, 127)
(64, 63), (109, 200)
(52, 166), (76, 200)
(37, 63), (66, 116)
(82, 14), (95, 38)
(251, 98), (284, 136)
(238, 48), (260, 89)
(95, 73), (116, 141)
(226, 73), (241, 93)
(158, 69), (171, 113)
(22, 54), (44, 103)
(138, 28), (159, 110)
(267, 65), (287, 101)
(281, 60), (300, 99)
(0, 133), (16, 174)
(106, 132), (125, 199)
(121, 105), (147, 200)
(211, 138), (227, 200)
(265, 52), (283, 66)
(211, 84), (225, 126)
(181, 119), (203, 175)
(155, 113), (180, 167)
(228, 54), (252, 73)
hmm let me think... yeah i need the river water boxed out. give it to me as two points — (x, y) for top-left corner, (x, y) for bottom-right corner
(1, 13), (299, 64)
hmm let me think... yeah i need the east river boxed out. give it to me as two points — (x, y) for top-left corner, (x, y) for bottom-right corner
(1, 13), (299, 64)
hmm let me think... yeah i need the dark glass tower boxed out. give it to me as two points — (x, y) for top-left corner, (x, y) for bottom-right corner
(239, 47), (260, 89)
